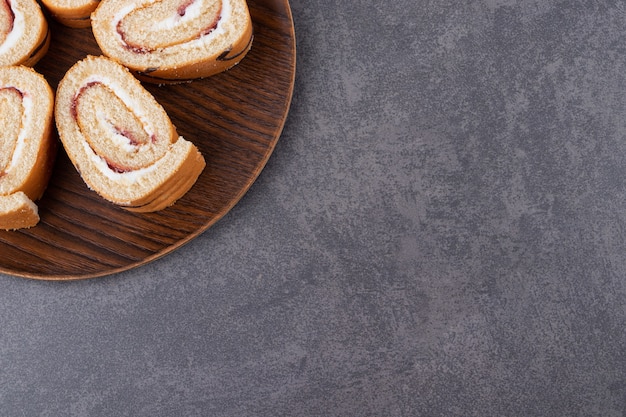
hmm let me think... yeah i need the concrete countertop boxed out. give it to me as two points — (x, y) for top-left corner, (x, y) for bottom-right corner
(1, 1), (625, 415)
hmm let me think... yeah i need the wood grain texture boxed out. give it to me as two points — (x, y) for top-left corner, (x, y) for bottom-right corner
(0, 0), (296, 280)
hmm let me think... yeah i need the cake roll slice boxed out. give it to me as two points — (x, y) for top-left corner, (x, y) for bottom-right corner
(0, 66), (56, 230)
(55, 55), (206, 212)
(0, 191), (39, 230)
(0, 0), (50, 66)
(91, 0), (253, 83)
(40, 0), (99, 27)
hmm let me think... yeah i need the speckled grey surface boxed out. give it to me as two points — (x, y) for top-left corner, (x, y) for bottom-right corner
(1, 1), (626, 415)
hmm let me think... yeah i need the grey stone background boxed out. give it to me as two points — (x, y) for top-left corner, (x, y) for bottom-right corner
(1, 0), (626, 415)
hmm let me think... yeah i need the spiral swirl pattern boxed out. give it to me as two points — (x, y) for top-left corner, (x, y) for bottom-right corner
(92, 0), (253, 83)
(55, 55), (206, 212)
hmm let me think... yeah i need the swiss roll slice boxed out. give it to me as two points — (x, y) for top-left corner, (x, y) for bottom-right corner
(0, 0), (49, 66)
(40, 0), (100, 28)
(54, 55), (206, 212)
(0, 66), (56, 230)
(91, 0), (253, 83)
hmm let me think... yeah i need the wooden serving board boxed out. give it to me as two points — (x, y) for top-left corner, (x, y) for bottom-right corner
(0, 0), (296, 280)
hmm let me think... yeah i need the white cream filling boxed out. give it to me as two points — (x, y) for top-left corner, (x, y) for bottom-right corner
(81, 139), (161, 184)
(95, 110), (145, 153)
(113, 0), (232, 51)
(0, 3), (25, 56)
(5, 90), (32, 173)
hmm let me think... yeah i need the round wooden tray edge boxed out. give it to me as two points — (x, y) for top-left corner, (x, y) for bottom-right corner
(1, 0), (297, 282)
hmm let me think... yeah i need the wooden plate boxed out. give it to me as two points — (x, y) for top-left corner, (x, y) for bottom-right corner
(0, 0), (296, 280)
